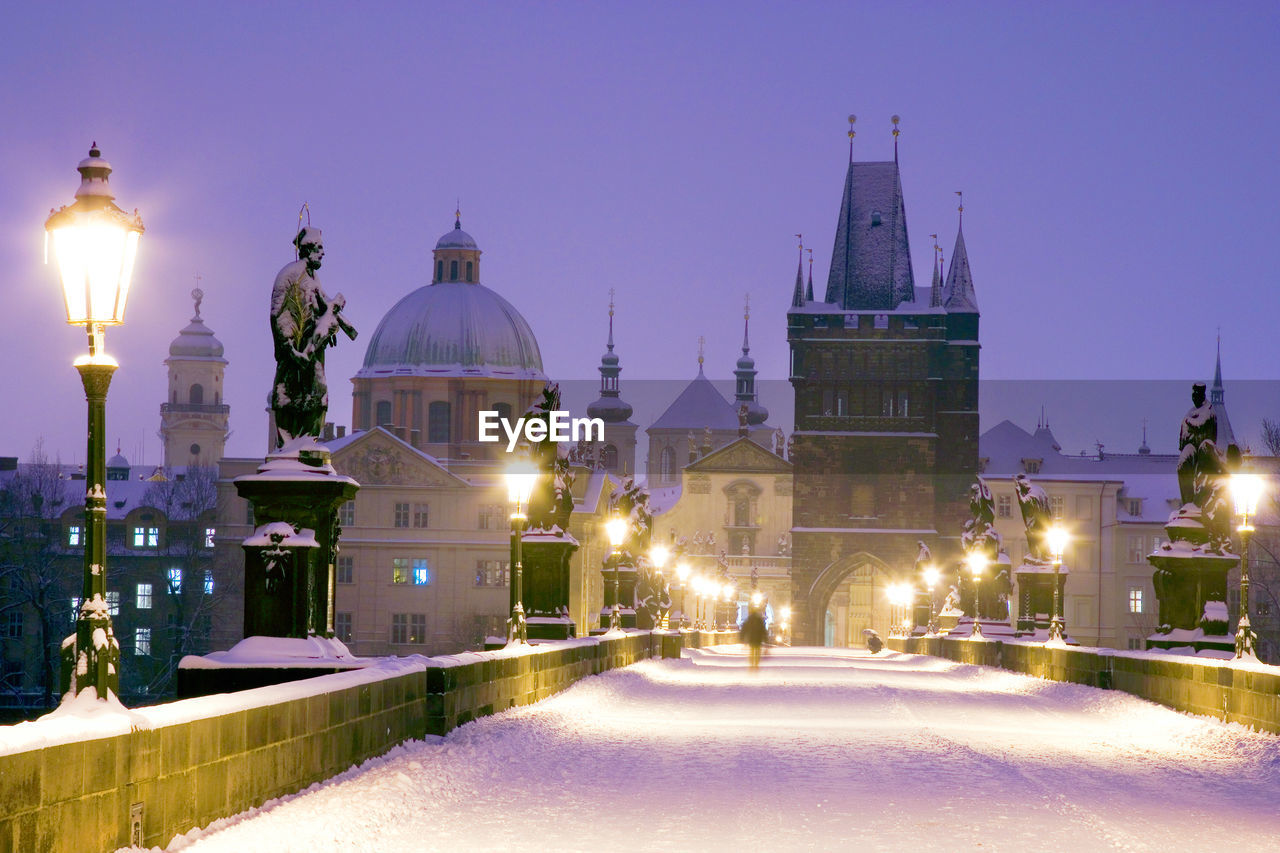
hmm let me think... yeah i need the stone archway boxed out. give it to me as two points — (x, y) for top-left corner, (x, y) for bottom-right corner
(801, 552), (895, 647)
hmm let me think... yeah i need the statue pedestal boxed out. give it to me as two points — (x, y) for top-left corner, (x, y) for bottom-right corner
(599, 561), (639, 630)
(233, 439), (359, 639)
(521, 531), (578, 640)
(1147, 541), (1237, 654)
(1013, 561), (1067, 636)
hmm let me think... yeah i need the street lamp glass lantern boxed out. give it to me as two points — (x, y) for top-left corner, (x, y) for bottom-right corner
(604, 515), (628, 550)
(45, 145), (144, 327)
(1231, 473), (1264, 523)
(967, 552), (988, 578)
(1047, 526), (1069, 563)
(649, 544), (670, 571)
(676, 561), (690, 582)
(504, 459), (539, 515)
(922, 565), (940, 589)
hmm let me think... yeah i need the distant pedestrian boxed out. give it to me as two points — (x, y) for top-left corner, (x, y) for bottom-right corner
(864, 628), (884, 654)
(741, 607), (767, 669)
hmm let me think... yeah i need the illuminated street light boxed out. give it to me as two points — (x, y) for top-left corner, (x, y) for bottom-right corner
(1046, 525), (1070, 644)
(604, 514), (629, 631)
(649, 544), (670, 628)
(967, 552), (988, 640)
(47, 144), (145, 699)
(922, 564), (940, 635)
(673, 560), (691, 628)
(1230, 473), (1265, 659)
(504, 459), (540, 644)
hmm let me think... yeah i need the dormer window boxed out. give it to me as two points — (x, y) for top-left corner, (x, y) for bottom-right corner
(874, 314), (889, 329)
(1022, 458), (1042, 474)
(1126, 498), (1143, 516)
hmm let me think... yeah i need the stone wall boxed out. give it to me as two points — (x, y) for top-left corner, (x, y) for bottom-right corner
(0, 630), (732, 853)
(888, 635), (1280, 734)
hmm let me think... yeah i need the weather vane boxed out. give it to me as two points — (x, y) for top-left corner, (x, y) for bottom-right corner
(847, 114), (856, 161)
(891, 114), (900, 160)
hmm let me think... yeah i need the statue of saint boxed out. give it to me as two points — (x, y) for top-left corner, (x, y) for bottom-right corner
(914, 540), (933, 574)
(1013, 473), (1052, 562)
(269, 227), (357, 448)
(1177, 382), (1225, 510)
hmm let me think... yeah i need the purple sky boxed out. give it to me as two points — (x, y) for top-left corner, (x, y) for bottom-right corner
(3, 2), (1278, 465)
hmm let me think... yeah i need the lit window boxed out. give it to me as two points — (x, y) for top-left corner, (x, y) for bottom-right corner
(392, 558), (410, 584)
(132, 527), (146, 547)
(204, 570), (214, 595)
(336, 556), (353, 584)
(167, 568), (183, 594)
(339, 501), (355, 527)
(335, 612), (353, 643)
(204, 528), (216, 548)
(394, 503), (410, 528)
(136, 583), (152, 610)
(106, 591), (119, 616)
(1128, 587), (1144, 614)
(67, 525), (82, 547)
(413, 503), (429, 529)
(996, 495), (1012, 518)
(412, 558), (430, 586)
(69, 597), (81, 625)
(135, 627), (151, 656)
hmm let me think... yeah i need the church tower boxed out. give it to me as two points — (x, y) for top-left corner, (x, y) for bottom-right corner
(733, 297), (769, 429)
(160, 286), (229, 467)
(786, 120), (979, 646)
(586, 293), (637, 475)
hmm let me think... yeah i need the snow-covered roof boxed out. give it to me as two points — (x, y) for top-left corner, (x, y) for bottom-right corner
(824, 160), (915, 311)
(0, 463), (211, 521)
(648, 368), (739, 432)
(435, 219), (478, 250)
(942, 222), (977, 312)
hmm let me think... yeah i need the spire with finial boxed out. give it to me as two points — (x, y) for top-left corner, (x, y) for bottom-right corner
(942, 193), (977, 313)
(742, 294), (751, 353)
(587, 289), (632, 424)
(697, 335), (705, 376)
(735, 295), (768, 426)
(1211, 332), (1225, 404)
(1208, 335), (1237, 448)
(1139, 418), (1151, 455)
(929, 234), (942, 308)
(791, 234), (806, 307)
(891, 114), (900, 162)
(455, 199), (461, 228)
(805, 248), (814, 301)
(847, 114), (856, 163)
(607, 287), (616, 352)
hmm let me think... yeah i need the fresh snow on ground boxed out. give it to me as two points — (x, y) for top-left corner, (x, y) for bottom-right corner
(142, 646), (1280, 852)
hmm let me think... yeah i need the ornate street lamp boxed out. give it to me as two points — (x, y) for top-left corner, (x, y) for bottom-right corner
(721, 581), (736, 630)
(922, 564), (941, 636)
(604, 514), (629, 631)
(650, 544), (670, 629)
(674, 560), (691, 628)
(46, 144), (144, 700)
(504, 459), (540, 644)
(967, 552), (988, 639)
(779, 605), (792, 645)
(1230, 472), (1264, 660)
(1047, 525), (1070, 644)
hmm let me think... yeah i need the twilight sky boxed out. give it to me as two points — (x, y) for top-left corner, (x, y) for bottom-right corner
(2, 2), (1277, 465)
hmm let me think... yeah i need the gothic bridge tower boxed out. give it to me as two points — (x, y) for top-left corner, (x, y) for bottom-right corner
(786, 124), (979, 646)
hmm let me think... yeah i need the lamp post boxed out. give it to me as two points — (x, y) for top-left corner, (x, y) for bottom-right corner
(504, 459), (539, 645)
(1230, 473), (1264, 660)
(46, 144), (144, 700)
(604, 514), (628, 631)
(922, 565), (940, 636)
(650, 544), (670, 629)
(1047, 525), (1070, 644)
(721, 582), (736, 630)
(779, 605), (792, 645)
(674, 561), (690, 628)
(967, 553), (988, 639)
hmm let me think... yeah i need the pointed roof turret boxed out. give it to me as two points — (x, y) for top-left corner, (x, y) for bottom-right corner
(587, 290), (633, 423)
(929, 236), (943, 308)
(1209, 338), (1236, 448)
(805, 249), (814, 301)
(734, 296), (769, 426)
(825, 157), (915, 310)
(942, 199), (978, 313)
(790, 244), (805, 308)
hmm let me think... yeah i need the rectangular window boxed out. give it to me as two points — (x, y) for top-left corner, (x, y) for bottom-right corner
(996, 495), (1012, 519)
(69, 597), (81, 626)
(394, 503), (410, 528)
(204, 527), (216, 548)
(136, 583), (152, 610)
(1128, 587), (1144, 614)
(391, 613), (414, 644)
(67, 525), (82, 547)
(132, 527), (146, 547)
(135, 627), (151, 656)
(1127, 638), (1143, 650)
(1, 611), (22, 639)
(392, 558), (410, 584)
(167, 568), (183, 595)
(336, 556), (354, 584)
(475, 560), (508, 587)
(411, 614), (426, 643)
(1126, 498), (1143, 516)
(204, 570), (214, 595)
(1049, 496), (1065, 520)
(147, 527), (159, 547)
(338, 501), (355, 527)
(413, 503), (430, 529)
(412, 558), (430, 586)
(106, 591), (120, 616)
(335, 612), (353, 643)
(898, 391), (909, 419)
(1127, 535), (1146, 564)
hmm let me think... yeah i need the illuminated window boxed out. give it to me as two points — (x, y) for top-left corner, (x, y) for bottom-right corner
(204, 528), (216, 548)
(136, 583), (152, 610)
(106, 591), (119, 616)
(167, 568), (183, 595)
(412, 558), (430, 586)
(67, 525), (82, 546)
(69, 597), (81, 626)
(204, 570), (214, 595)
(392, 558), (410, 584)
(1128, 587), (1144, 614)
(135, 627), (151, 656)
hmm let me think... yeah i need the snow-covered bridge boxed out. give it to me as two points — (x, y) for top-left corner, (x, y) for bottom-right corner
(158, 647), (1280, 852)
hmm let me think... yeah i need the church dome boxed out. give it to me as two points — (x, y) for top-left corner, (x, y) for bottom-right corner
(166, 289), (225, 361)
(358, 281), (545, 379)
(435, 221), (478, 250)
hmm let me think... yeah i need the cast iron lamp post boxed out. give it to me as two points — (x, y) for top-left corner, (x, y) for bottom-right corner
(779, 605), (791, 645)
(674, 561), (690, 628)
(967, 552), (988, 639)
(1230, 472), (1264, 660)
(1047, 526), (1070, 644)
(650, 544), (670, 629)
(922, 565), (940, 636)
(46, 144), (144, 700)
(604, 514), (628, 631)
(504, 459), (539, 645)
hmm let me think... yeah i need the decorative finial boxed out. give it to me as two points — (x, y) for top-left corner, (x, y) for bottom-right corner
(955, 190), (964, 221)
(742, 294), (751, 353)
(891, 115), (901, 161)
(606, 287), (616, 351)
(697, 335), (705, 368)
(455, 199), (462, 229)
(806, 248), (813, 280)
(847, 114), (856, 162)
(192, 272), (204, 319)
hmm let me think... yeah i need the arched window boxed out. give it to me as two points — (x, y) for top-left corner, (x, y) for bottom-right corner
(428, 401), (451, 443)
(601, 444), (618, 471)
(436, 260), (443, 282)
(189, 384), (204, 405)
(375, 401), (392, 426)
(660, 446), (676, 483)
(450, 260), (458, 281)
(466, 261), (474, 282)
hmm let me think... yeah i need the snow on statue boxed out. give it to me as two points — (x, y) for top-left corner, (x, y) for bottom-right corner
(270, 226), (357, 448)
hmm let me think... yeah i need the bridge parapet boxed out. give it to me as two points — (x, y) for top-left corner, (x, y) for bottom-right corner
(888, 635), (1280, 735)
(0, 629), (734, 853)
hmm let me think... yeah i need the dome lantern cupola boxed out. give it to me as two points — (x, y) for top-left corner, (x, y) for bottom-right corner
(734, 296), (768, 425)
(433, 208), (481, 284)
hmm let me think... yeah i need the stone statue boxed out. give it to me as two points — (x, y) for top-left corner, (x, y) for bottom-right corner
(773, 428), (785, 457)
(962, 478), (1002, 559)
(785, 433), (795, 461)
(270, 227), (357, 448)
(914, 540), (933, 574)
(737, 403), (749, 436)
(776, 532), (790, 556)
(1013, 473), (1052, 563)
(702, 426), (713, 457)
(1174, 382), (1236, 552)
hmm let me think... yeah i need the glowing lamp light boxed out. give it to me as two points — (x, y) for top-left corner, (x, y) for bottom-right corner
(722, 583), (734, 601)
(676, 561), (690, 582)
(1231, 473), (1265, 528)
(45, 145), (144, 330)
(604, 515), (628, 551)
(750, 590), (764, 607)
(922, 565), (940, 589)
(1047, 526), (1069, 564)
(967, 552), (988, 578)
(649, 544), (670, 571)
(504, 459), (539, 516)
(780, 606), (792, 620)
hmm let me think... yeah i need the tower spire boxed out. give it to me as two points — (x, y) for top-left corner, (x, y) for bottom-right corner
(1212, 332), (1224, 402)
(791, 235), (806, 307)
(929, 234), (942, 308)
(742, 294), (751, 354)
(697, 335), (705, 375)
(806, 248), (814, 301)
(607, 287), (616, 352)
(891, 114), (900, 163)
(847, 114), (856, 163)
(942, 196), (977, 313)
